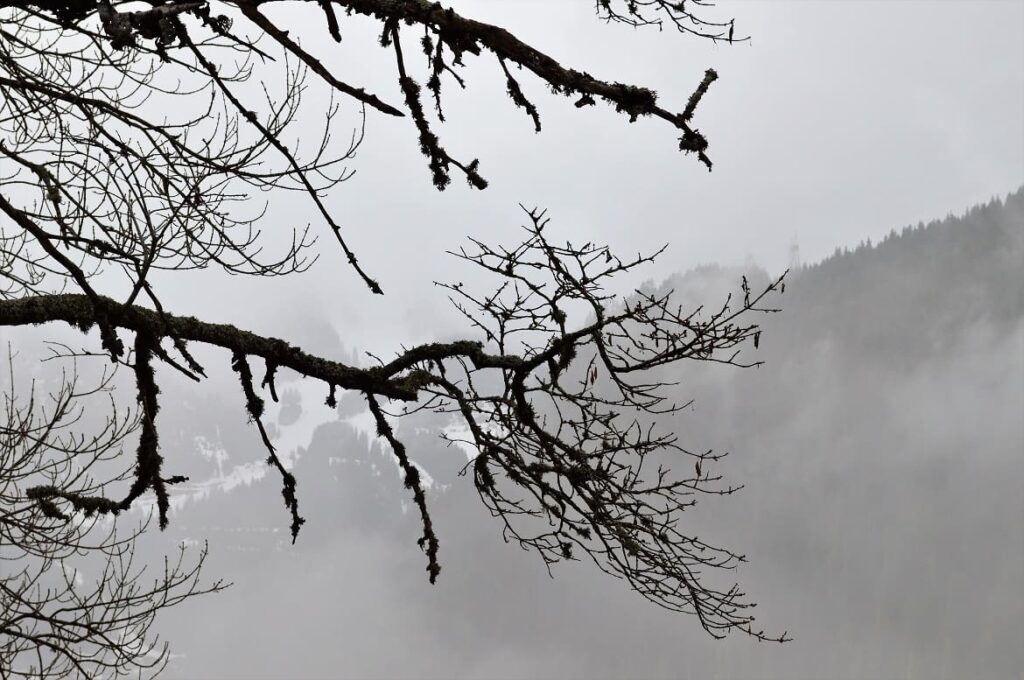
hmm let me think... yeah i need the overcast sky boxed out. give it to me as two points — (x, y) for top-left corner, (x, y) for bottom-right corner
(4, 1), (1024, 677)
(87, 2), (1024, 677)
(156, 0), (1024, 358)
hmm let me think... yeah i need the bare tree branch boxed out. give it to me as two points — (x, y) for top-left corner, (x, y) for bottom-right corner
(0, 0), (789, 668)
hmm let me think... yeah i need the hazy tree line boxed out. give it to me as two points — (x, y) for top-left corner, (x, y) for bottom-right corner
(149, 187), (1022, 678)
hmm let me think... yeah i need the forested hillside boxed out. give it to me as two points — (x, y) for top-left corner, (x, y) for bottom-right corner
(153, 189), (1023, 679)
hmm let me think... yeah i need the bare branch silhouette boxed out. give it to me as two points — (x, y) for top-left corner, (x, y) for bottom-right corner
(0, 0), (789, 669)
(0, 358), (224, 678)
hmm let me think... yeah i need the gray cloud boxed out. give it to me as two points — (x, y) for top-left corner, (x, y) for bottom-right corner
(144, 192), (1024, 679)
(5, 1), (1021, 677)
